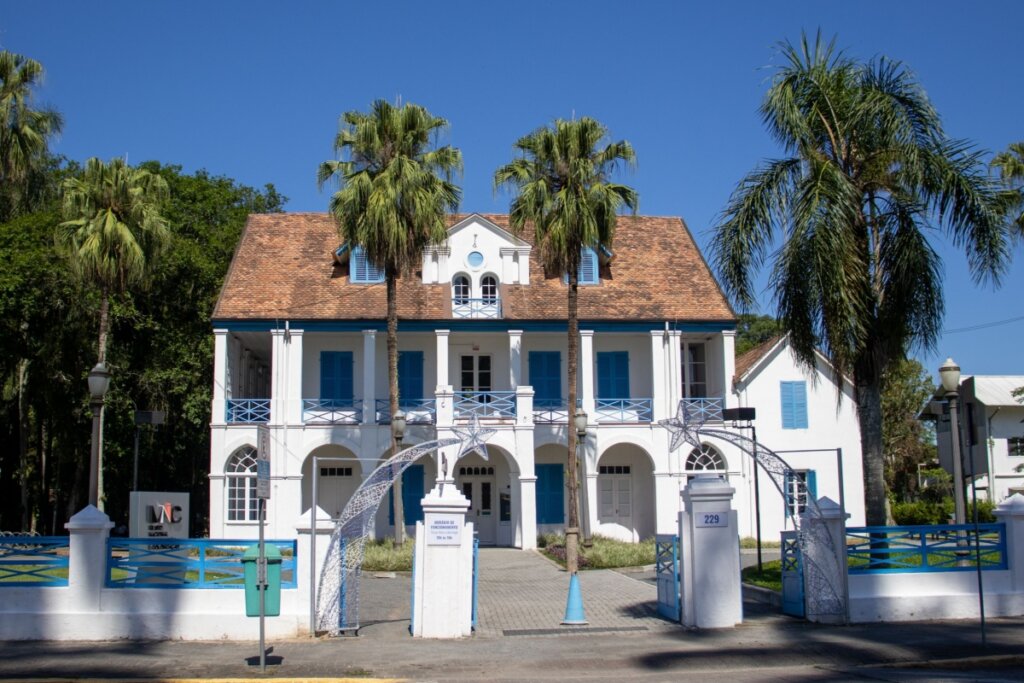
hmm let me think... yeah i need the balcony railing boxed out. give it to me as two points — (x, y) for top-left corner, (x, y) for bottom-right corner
(681, 397), (724, 423)
(454, 391), (516, 419)
(533, 399), (570, 424)
(595, 398), (653, 423)
(452, 297), (502, 319)
(375, 398), (436, 425)
(302, 399), (362, 424)
(226, 398), (270, 423)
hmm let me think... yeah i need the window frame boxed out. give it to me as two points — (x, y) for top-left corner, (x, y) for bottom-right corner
(226, 446), (260, 523)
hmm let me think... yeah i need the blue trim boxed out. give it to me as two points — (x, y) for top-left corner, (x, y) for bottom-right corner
(213, 319), (736, 333)
(781, 380), (808, 429)
(536, 464), (565, 524)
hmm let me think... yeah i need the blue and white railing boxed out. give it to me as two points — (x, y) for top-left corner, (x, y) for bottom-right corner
(375, 398), (436, 424)
(226, 398), (271, 423)
(846, 523), (1007, 574)
(595, 398), (653, 423)
(0, 536), (69, 586)
(303, 398), (363, 424)
(454, 391), (516, 419)
(533, 399), (570, 424)
(452, 298), (502, 319)
(106, 538), (297, 588)
(681, 397), (724, 423)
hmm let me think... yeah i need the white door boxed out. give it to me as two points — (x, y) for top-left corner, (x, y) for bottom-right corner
(460, 477), (496, 545)
(598, 465), (633, 531)
(317, 465), (356, 520)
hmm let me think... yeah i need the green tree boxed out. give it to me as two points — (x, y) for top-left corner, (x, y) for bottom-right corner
(735, 313), (784, 355)
(58, 157), (171, 509)
(710, 34), (1007, 525)
(881, 358), (936, 502)
(0, 51), (63, 222)
(494, 117), (637, 574)
(318, 100), (461, 543)
(992, 142), (1024, 236)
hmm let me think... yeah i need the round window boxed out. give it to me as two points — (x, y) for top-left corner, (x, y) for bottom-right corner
(467, 251), (484, 268)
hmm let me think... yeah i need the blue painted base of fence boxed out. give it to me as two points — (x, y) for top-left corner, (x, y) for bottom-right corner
(561, 574), (588, 625)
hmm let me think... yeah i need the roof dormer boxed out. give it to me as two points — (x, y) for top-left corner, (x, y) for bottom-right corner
(422, 214), (531, 285)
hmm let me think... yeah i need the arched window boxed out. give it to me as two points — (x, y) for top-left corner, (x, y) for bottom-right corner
(481, 274), (498, 303)
(226, 446), (259, 521)
(453, 274), (471, 305)
(685, 444), (727, 471)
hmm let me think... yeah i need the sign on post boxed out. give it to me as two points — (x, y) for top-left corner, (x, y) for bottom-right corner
(256, 424), (271, 499)
(427, 515), (462, 546)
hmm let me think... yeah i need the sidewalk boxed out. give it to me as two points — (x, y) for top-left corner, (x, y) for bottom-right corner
(0, 548), (1020, 681)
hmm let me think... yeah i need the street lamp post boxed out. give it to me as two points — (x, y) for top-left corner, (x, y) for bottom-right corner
(574, 408), (590, 547)
(391, 410), (407, 545)
(87, 362), (111, 509)
(562, 407), (589, 626)
(939, 358), (966, 526)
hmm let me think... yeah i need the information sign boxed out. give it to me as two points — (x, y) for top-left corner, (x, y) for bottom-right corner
(426, 515), (462, 545)
(256, 424), (271, 499)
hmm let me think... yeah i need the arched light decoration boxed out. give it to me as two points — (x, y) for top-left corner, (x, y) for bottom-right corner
(939, 357), (961, 394)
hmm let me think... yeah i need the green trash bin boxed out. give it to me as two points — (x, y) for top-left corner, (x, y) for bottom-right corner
(242, 544), (282, 617)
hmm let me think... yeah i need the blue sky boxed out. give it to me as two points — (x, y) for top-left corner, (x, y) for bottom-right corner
(4, 1), (1023, 378)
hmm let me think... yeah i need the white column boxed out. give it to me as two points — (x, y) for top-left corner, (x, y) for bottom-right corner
(518, 476), (537, 550)
(437, 246), (451, 282)
(362, 330), (377, 425)
(509, 330), (523, 388)
(286, 329), (304, 424)
(721, 330), (736, 408)
(295, 505), (334, 633)
(500, 247), (516, 283)
(412, 484), (474, 638)
(584, 472), (599, 541)
(517, 248), (531, 284)
(995, 494), (1024, 592)
(650, 331), (668, 422)
(515, 385), (534, 427)
(680, 475), (742, 628)
(654, 472), (680, 534)
(65, 505), (114, 613)
(212, 329), (229, 426)
(580, 330), (596, 417)
(668, 331), (683, 414)
(270, 329), (286, 426)
(435, 329), (450, 391)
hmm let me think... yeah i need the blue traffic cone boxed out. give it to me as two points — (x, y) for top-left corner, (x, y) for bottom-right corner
(561, 573), (588, 625)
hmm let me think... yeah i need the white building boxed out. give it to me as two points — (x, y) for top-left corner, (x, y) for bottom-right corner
(932, 375), (1024, 502)
(207, 212), (865, 546)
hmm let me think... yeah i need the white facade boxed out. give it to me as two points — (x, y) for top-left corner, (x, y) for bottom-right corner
(208, 215), (866, 546)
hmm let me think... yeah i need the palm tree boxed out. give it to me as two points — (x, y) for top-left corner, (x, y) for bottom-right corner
(495, 117), (637, 574)
(59, 157), (171, 509)
(0, 50), (63, 222)
(710, 34), (1008, 525)
(992, 142), (1024, 235)
(318, 100), (461, 543)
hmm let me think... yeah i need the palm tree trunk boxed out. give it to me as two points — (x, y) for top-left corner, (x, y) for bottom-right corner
(96, 288), (109, 511)
(566, 272), (580, 575)
(857, 379), (887, 526)
(387, 273), (405, 545)
(18, 359), (30, 531)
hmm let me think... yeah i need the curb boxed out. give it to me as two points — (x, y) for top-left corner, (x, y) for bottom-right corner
(742, 582), (781, 608)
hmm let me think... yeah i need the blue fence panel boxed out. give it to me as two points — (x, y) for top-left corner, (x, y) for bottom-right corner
(780, 531), (804, 617)
(846, 523), (1007, 574)
(106, 538), (297, 588)
(302, 398), (363, 424)
(454, 391), (516, 419)
(594, 398), (653, 423)
(472, 537), (480, 629)
(375, 398), (436, 424)
(681, 397), (724, 423)
(226, 398), (271, 423)
(0, 536), (69, 587)
(655, 534), (680, 621)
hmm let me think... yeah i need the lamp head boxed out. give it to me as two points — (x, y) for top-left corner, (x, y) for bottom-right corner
(938, 357), (961, 395)
(391, 410), (407, 444)
(88, 362), (111, 400)
(573, 407), (588, 439)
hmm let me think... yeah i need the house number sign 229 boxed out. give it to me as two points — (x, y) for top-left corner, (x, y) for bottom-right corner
(696, 512), (727, 528)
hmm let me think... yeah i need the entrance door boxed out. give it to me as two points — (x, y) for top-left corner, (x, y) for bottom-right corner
(459, 467), (496, 545)
(598, 465), (633, 531)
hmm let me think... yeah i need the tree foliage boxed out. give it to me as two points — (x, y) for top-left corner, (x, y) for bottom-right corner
(881, 358), (936, 501)
(735, 313), (784, 356)
(991, 141), (1024, 237)
(710, 32), (1008, 524)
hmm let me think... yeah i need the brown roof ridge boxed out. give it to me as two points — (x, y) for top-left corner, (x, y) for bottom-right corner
(734, 335), (786, 381)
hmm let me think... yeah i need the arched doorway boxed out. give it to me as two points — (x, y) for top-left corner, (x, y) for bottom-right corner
(595, 443), (656, 542)
(301, 444), (362, 520)
(455, 445), (516, 546)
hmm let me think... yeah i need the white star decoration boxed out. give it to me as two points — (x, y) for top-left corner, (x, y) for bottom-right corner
(658, 401), (700, 453)
(451, 416), (495, 461)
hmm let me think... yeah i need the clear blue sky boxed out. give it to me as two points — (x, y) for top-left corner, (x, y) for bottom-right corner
(4, 1), (1023, 378)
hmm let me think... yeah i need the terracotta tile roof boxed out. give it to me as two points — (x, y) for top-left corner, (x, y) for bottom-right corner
(213, 212), (736, 323)
(734, 336), (784, 380)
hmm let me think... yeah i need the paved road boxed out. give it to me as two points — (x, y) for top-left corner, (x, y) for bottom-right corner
(0, 547), (1020, 681)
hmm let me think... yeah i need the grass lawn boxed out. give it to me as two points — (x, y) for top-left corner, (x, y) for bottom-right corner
(362, 538), (414, 572)
(741, 559), (782, 592)
(539, 534), (655, 569)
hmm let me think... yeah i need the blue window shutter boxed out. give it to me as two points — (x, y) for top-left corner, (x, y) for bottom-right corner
(352, 246), (384, 283)
(784, 470), (794, 518)
(536, 464), (564, 524)
(579, 247), (598, 284)
(398, 351), (424, 403)
(597, 352), (629, 398)
(529, 352), (561, 407)
(781, 381), (807, 429)
(389, 464), (425, 525)
(806, 470), (817, 502)
(321, 351), (353, 400)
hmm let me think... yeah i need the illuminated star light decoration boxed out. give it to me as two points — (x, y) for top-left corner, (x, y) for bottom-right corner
(657, 400), (703, 454)
(451, 415), (495, 461)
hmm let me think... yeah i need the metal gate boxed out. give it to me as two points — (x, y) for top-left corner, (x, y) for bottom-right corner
(780, 531), (804, 617)
(655, 534), (680, 621)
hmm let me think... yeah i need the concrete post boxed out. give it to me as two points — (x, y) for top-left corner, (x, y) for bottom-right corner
(515, 385), (534, 427)
(800, 496), (850, 624)
(720, 330), (736, 409)
(508, 330), (523, 389)
(435, 329), (450, 392)
(412, 483), (474, 638)
(995, 493), (1024, 591)
(580, 331), (596, 418)
(212, 329), (229, 426)
(362, 330), (377, 425)
(518, 475), (537, 550)
(679, 475), (741, 628)
(295, 505), (334, 633)
(436, 386), (454, 427)
(270, 329), (286, 426)
(286, 328), (304, 425)
(653, 472), (680, 535)
(65, 505), (114, 613)
(650, 331), (668, 421)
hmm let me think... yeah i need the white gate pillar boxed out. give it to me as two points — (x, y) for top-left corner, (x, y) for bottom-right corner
(66, 506), (114, 613)
(679, 475), (741, 628)
(412, 483), (474, 638)
(995, 494), (1024, 591)
(800, 496), (850, 624)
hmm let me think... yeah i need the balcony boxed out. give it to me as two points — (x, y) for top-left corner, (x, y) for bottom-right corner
(595, 398), (653, 423)
(454, 391), (516, 419)
(375, 398), (436, 425)
(226, 399), (270, 423)
(452, 297), (502, 319)
(302, 399), (363, 424)
(681, 397), (724, 424)
(533, 399), (570, 424)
